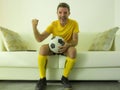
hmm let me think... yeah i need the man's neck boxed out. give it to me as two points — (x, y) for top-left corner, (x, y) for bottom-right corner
(60, 19), (69, 27)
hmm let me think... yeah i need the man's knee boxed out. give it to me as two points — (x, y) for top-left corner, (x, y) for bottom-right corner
(39, 44), (50, 55)
(67, 47), (76, 58)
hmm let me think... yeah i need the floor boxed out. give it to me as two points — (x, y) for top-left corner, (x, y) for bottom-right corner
(0, 80), (120, 90)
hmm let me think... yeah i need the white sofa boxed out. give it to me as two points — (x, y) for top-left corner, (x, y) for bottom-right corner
(0, 31), (120, 81)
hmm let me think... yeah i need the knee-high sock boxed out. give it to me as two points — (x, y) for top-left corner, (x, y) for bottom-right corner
(38, 55), (47, 78)
(63, 57), (76, 78)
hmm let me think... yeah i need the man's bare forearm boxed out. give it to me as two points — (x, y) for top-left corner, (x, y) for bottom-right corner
(66, 40), (78, 47)
(32, 26), (42, 42)
(66, 33), (78, 47)
(32, 19), (45, 42)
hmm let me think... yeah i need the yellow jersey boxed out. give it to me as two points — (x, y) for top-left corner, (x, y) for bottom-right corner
(45, 19), (79, 42)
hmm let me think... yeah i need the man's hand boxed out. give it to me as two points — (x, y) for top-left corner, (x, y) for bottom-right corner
(32, 19), (39, 29)
(58, 43), (69, 53)
(32, 19), (50, 42)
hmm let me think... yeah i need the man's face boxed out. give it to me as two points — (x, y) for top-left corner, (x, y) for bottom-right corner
(57, 7), (70, 26)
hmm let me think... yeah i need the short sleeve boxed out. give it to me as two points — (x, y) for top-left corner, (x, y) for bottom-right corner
(73, 21), (80, 33)
(45, 23), (53, 34)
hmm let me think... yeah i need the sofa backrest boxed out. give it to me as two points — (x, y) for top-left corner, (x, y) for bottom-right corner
(76, 32), (98, 51)
(21, 32), (98, 51)
(115, 34), (120, 51)
(0, 32), (119, 51)
(20, 33), (52, 51)
(0, 36), (3, 51)
(77, 32), (120, 51)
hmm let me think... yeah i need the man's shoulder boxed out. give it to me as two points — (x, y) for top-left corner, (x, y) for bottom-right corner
(51, 20), (59, 24)
(69, 18), (78, 23)
(48, 20), (58, 26)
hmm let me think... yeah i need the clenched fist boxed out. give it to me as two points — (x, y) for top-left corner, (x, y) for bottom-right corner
(32, 19), (39, 28)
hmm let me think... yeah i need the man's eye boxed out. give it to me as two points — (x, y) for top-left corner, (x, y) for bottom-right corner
(64, 12), (67, 14)
(59, 12), (62, 14)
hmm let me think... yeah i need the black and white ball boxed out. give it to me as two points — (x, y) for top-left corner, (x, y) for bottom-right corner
(49, 36), (65, 53)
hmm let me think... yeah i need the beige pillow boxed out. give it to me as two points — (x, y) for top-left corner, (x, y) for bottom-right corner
(88, 27), (119, 51)
(0, 27), (28, 51)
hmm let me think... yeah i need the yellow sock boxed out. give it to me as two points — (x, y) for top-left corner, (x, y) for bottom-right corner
(63, 57), (76, 78)
(38, 55), (47, 78)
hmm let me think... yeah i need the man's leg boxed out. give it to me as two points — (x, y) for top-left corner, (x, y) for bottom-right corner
(38, 55), (47, 78)
(36, 55), (47, 90)
(63, 57), (76, 78)
(62, 47), (76, 89)
(36, 44), (50, 90)
(62, 57), (76, 89)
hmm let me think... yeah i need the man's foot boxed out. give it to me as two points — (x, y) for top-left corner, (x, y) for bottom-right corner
(61, 76), (72, 89)
(35, 78), (47, 90)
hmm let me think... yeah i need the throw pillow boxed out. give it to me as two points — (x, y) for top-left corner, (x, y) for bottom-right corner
(88, 27), (119, 51)
(0, 27), (28, 51)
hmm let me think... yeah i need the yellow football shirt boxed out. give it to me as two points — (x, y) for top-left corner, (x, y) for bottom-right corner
(45, 19), (79, 42)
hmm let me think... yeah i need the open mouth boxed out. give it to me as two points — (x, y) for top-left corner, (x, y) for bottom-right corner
(61, 17), (66, 20)
(60, 17), (67, 23)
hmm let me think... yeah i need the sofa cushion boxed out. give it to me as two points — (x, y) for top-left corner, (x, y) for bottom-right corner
(59, 52), (120, 68)
(88, 27), (119, 51)
(0, 52), (59, 68)
(0, 27), (28, 51)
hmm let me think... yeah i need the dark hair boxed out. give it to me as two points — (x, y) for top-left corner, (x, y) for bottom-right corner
(57, 2), (70, 12)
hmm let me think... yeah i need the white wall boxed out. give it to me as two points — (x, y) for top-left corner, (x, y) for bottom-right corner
(0, 0), (116, 34)
(114, 0), (120, 34)
(115, 0), (120, 27)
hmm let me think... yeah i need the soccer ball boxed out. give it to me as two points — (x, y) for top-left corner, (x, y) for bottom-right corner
(49, 36), (65, 53)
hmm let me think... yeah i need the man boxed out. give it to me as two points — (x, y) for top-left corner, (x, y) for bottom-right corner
(32, 2), (79, 90)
